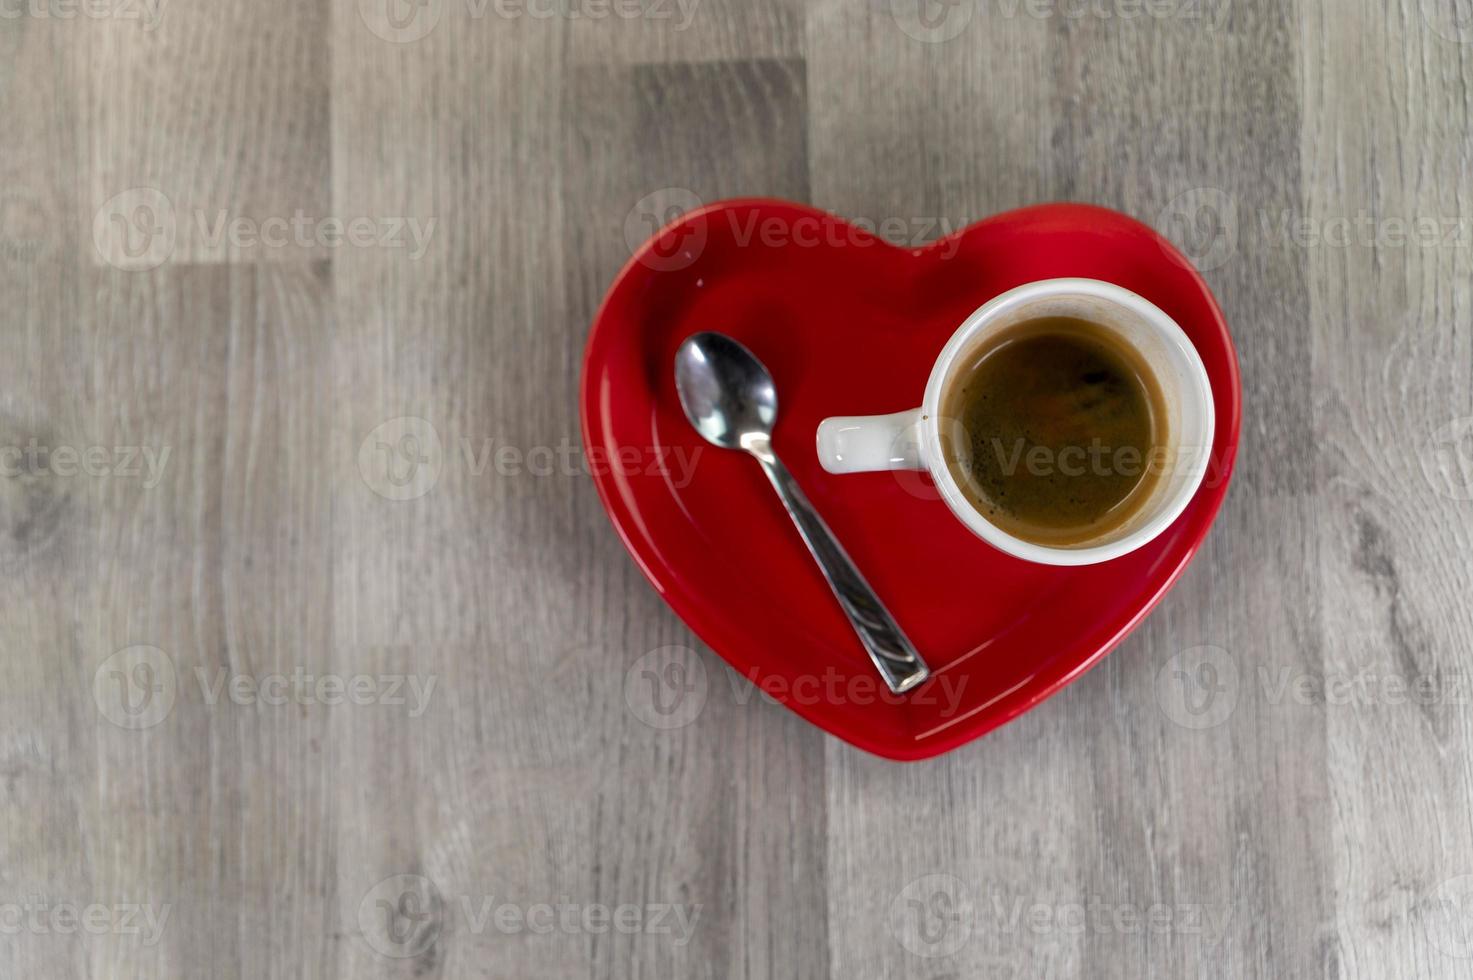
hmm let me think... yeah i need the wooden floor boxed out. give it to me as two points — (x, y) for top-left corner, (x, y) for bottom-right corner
(5, 0), (1473, 975)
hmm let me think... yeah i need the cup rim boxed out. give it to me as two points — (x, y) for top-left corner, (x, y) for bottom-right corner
(919, 277), (1216, 566)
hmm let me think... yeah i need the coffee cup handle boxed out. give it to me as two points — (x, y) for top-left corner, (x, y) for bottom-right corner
(815, 409), (926, 474)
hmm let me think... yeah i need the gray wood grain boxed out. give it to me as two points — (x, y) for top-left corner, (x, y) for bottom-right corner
(4, 0), (1473, 975)
(1301, 3), (1473, 978)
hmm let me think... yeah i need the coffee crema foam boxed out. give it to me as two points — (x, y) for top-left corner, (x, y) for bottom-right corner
(939, 315), (1169, 547)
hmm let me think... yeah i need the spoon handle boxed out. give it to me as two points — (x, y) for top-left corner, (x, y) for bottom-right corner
(750, 447), (932, 695)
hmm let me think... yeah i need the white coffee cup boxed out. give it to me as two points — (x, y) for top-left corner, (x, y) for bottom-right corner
(815, 278), (1215, 566)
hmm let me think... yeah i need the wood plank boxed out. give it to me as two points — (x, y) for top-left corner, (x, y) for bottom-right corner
(807, 4), (1330, 977)
(1298, 2), (1473, 975)
(0, 15), (95, 980)
(563, 56), (826, 980)
(328, 9), (583, 977)
(85, 0), (330, 265)
(805, 8), (1093, 980)
(333, 0), (828, 965)
(1043, 7), (1332, 979)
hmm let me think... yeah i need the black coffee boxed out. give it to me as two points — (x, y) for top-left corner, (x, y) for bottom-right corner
(940, 316), (1167, 546)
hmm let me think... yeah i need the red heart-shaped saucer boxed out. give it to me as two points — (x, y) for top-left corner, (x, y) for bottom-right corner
(581, 200), (1240, 760)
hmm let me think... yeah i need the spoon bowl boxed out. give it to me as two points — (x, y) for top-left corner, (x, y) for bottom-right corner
(674, 332), (778, 450)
